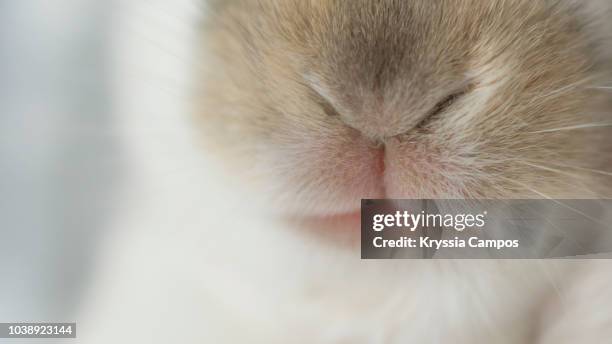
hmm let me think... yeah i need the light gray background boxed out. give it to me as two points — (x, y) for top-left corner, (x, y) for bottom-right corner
(0, 0), (121, 322)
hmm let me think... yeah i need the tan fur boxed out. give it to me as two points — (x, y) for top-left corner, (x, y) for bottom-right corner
(200, 0), (612, 214)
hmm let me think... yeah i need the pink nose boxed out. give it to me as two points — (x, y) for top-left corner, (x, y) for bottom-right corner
(375, 143), (386, 177)
(341, 113), (408, 141)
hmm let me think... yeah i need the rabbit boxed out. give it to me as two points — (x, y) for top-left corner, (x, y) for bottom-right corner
(78, 1), (612, 343)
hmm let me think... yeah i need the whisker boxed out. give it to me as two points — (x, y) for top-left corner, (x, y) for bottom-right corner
(528, 122), (612, 134)
(498, 176), (549, 198)
(529, 160), (612, 177)
(503, 178), (608, 227)
(534, 81), (587, 101)
(534, 250), (568, 303)
(588, 86), (612, 90)
(516, 161), (582, 179)
(540, 212), (586, 252)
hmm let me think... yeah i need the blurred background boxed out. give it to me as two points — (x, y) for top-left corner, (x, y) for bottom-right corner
(0, 0), (201, 329)
(0, 0), (119, 321)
